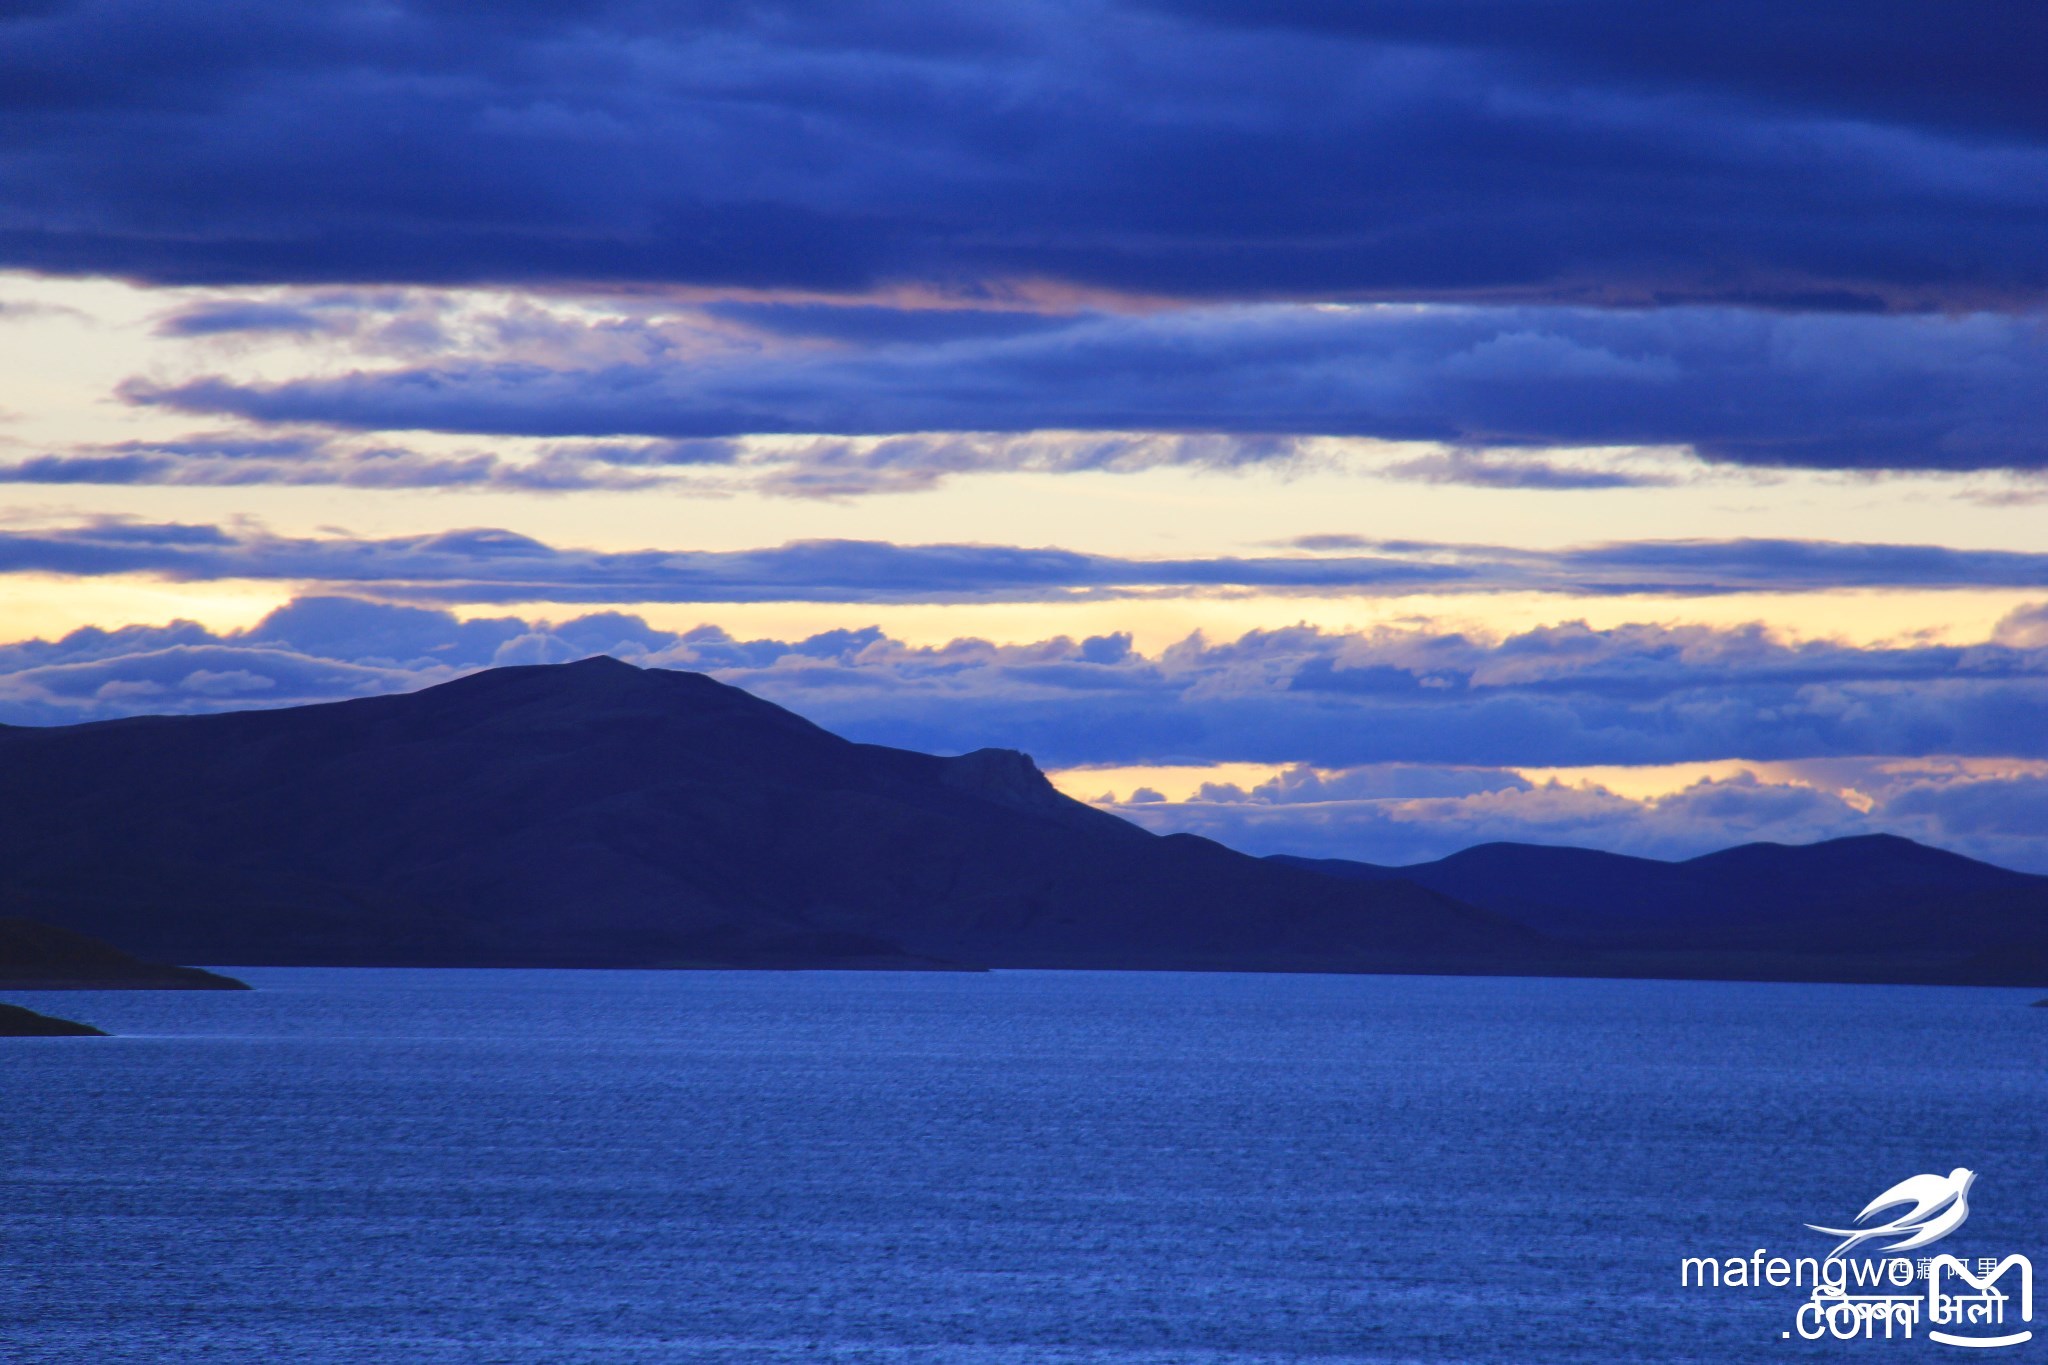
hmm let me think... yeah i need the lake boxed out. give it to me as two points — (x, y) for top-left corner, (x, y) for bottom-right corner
(2, 969), (2042, 1363)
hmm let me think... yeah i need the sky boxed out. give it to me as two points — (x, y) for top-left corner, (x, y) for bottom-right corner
(4, 1), (2048, 868)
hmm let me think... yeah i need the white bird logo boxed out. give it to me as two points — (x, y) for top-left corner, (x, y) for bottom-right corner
(1806, 1167), (1976, 1260)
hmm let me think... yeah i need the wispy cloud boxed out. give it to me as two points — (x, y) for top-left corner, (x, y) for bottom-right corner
(2, 421), (1663, 498)
(0, 430), (688, 492)
(154, 300), (339, 337)
(7, 519), (2048, 603)
(1377, 448), (1673, 490)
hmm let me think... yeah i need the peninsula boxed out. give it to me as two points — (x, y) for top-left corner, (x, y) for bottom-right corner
(0, 918), (249, 990)
(0, 1001), (106, 1036)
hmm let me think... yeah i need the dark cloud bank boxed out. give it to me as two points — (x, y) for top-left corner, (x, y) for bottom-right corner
(8, 592), (2048, 869)
(3, 1), (2045, 308)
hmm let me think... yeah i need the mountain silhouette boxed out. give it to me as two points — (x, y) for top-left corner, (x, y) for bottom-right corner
(0, 658), (1535, 973)
(1271, 837), (2048, 984)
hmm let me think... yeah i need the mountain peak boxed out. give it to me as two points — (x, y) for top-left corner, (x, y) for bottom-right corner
(403, 658), (846, 753)
(428, 656), (753, 711)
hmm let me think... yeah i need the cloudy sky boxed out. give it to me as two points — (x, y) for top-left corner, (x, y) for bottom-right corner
(6, 1), (2048, 868)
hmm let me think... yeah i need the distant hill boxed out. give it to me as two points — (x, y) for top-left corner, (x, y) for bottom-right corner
(0, 658), (1533, 974)
(1271, 837), (2048, 984)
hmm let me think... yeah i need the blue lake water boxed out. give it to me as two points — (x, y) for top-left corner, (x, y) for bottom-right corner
(2, 969), (2043, 1363)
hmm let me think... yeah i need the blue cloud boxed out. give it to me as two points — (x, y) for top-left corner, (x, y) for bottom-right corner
(245, 596), (537, 667)
(9, 520), (2048, 604)
(154, 301), (335, 337)
(702, 303), (1074, 346)
(705, 621), (2048, 772)
(0, 434), (667, 490)
(1, 2), (2044, 309)
(0, 521), (1467, 601)
(131, 305), (2048, 470)
(1159, 2), (2048, 145)
(0, 642), (425, 714)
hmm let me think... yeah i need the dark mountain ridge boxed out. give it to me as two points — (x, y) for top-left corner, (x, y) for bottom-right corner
(1271, 836), (2048, 984)
(6, 657), (2040, 983)
(0, 658), (1532, 974)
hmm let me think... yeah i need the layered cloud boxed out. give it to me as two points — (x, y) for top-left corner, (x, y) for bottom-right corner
(3, 591), (2047, 770)
(3, 2), (2045, 308)
(12, 519), (2048, 604)
(127, 303), (2048, 471)
(7, 5), (2047, 488)
(721, 619), (2048, 775)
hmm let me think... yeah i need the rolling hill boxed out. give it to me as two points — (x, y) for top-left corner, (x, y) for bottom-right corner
(1271, 837), (2048, 984)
